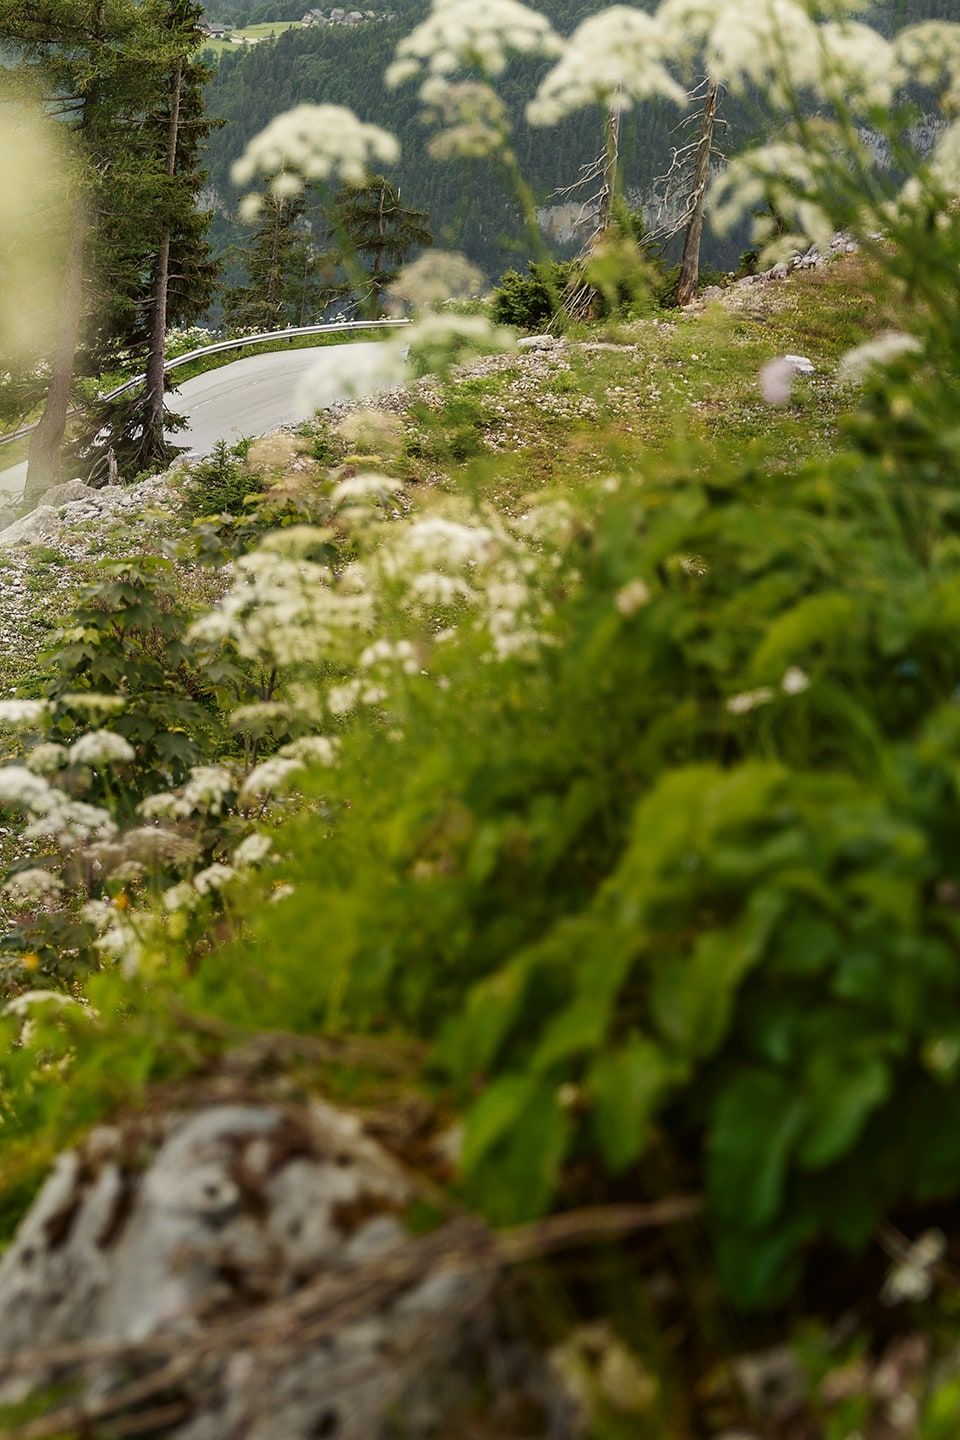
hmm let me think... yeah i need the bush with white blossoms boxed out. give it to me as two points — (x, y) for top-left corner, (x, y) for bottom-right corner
(69, 730), (136, 768)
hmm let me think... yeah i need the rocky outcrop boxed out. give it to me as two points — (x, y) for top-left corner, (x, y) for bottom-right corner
(0, 1099), (522, 1439)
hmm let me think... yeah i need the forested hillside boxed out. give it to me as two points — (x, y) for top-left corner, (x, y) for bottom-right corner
(202, 0), (955, 281)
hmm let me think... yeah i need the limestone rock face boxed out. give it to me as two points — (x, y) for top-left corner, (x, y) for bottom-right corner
(0, 1100), (497, 1439)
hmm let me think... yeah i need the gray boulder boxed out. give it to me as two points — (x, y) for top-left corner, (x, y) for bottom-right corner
(0, 1100), (581, 1428)
(0, 1100), (504, 1438)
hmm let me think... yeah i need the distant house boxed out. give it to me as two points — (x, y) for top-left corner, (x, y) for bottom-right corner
(199, 21), (228, 37)
(301, 4), (381, 22)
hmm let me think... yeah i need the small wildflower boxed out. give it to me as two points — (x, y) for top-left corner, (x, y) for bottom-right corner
(615, 579), (651, 617)
(781, 666), (810, 696)
(726, 687), (775, 715)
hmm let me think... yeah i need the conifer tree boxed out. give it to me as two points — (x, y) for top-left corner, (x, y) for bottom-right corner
(325, 177), (433, 317)
(223, 191), (316, 332)
(137, 0), (220, 470)
(0, 0), (219, 495)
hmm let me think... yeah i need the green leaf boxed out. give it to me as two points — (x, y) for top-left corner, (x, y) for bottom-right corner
(797, 1053), (891, 1169)
(588, 1038), (676, 1172)
(709, 1069), (807, 1229)
(651, 889), (785, 1059)
(461, 1073), (540, 1176)
(462, 1076), (570, 1223)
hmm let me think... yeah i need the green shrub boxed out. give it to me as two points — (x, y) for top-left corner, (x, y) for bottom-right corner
(489, 260), (573, 329)
(181, 438), (264, 518)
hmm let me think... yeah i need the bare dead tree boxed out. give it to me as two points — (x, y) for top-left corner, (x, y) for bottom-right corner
(649, 76), (726, 307)
(549, 102), (626, 323)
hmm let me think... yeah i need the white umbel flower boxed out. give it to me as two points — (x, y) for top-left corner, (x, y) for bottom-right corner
(231, 104), (399, 192)
(330, 473), (404, 509)
(239, 757), (304, 802)
(181, 765), (235, 816)
(233, 832), (274, 868)
(0, 699), (49, 728)
(405, 312), (517, 378)
(389, 250), (485, 309)
(193, 863), (237, 895)
(296, 343), (408, 416)
(838, 332), (923, 385)
(25, 742), (68, 775)
(387, 0), (562, 92)
(895, 22), (960, 115)
(69, 730), (135, 767)
(928, 119), (960, 199)
(278, 735), (339, 765)
(529, 8), (686, 124)
(3, 868), (64, 909)
(660, 0), (895, 108)
(0, 766), (52, 809)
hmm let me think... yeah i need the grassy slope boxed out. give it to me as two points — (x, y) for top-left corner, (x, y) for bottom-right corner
(399, 255), (897, 513)
(0, 253), (890, 694)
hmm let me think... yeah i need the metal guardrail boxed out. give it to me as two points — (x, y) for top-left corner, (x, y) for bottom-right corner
(0, 318), (411, 449)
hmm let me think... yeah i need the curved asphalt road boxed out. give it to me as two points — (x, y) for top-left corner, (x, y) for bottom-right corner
(0, 339), (392, 499)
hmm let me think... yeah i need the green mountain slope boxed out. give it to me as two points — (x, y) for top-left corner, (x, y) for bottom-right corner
(202, 0), (953, 286)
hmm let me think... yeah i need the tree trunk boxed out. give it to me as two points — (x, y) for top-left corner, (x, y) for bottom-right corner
(676, 78), (720, 308)
(142, 55), (184, 462)
(24, 207), (86, 506)
(597, 104), (621, 237)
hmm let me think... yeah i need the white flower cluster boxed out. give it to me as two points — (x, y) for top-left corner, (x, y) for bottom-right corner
(389, 250), (485, 310)
(529, 7), (685, 124)
(837, 332), (923, 385)
(26, 742), (67, 775)
(296, 342), (407, 417)
(710, 140), (835, 256)
(895, 23), (960, 115)
(0, 699), (49, 729)
(405, 312), (518, 380)
(421, 81), (507, 160)
(239, 756), (305, 803)
(330, 473), (404, 510)
(928, 120), (960, 199)
(657, 0), (896, 110)
(69, 730), (136, 767)
(298, 314), (515, 421)
(83, 899), (143, 975)
(0, 764), (117, 848)
(2, 867), (64, 911)
(139, 765), (236, 821)
(387, 0), (562, 94)
(231, 103), (399, 199)
(191, 544), (373, 668)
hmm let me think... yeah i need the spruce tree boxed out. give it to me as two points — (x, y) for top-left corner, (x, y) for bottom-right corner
(223, 191), (317, 332)
(105, 0), (221, 476)
(0, 0), (219, 495)
(325, 177), (433, 317)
